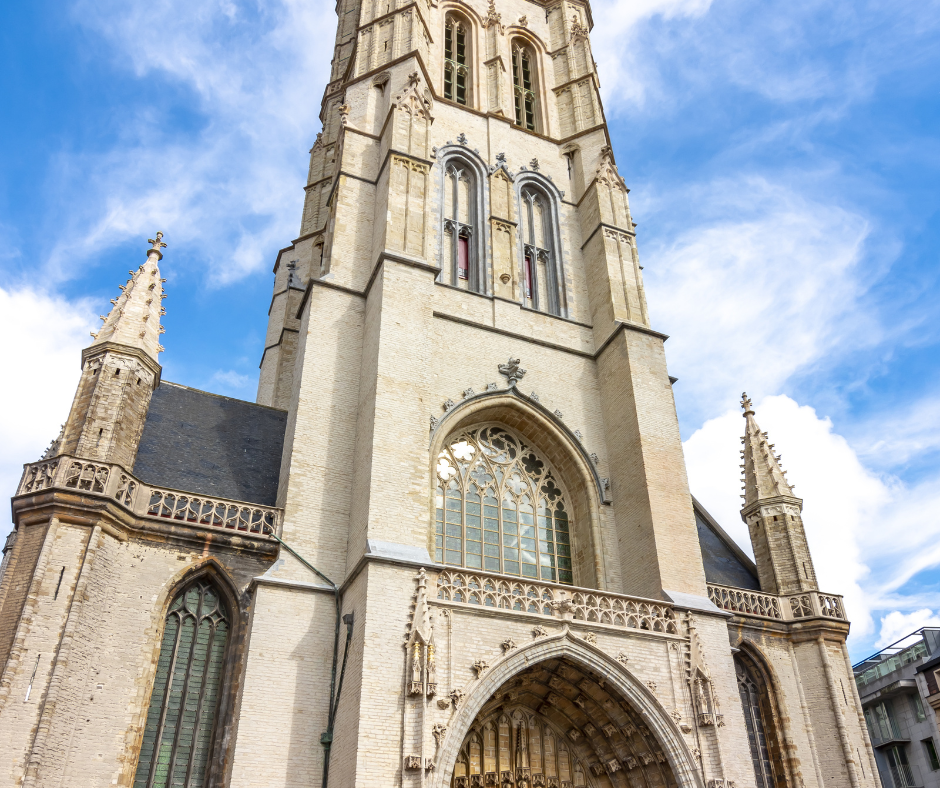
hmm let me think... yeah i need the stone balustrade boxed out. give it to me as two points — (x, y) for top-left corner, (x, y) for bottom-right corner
(17, 455), (280, 538)
(706, 583), (845, 622)
(435, 569), (680, 634)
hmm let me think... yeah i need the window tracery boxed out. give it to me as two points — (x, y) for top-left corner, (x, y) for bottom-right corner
(735, 656), (777, 788)
(520, 185), (561, 315)
(435, 425), (573, 583)
(134, 578), (230, 788)
(445, 15), (471, 105)
(511, 41), (538, 131)
(443, 158), (480, 289)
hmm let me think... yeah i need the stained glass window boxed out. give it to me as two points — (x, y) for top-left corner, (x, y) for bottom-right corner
(134, 579), (229, 788)
(443, 160), (478, 290)
(736, 657), (775, 788)
(435, 425), (573, 584)
(520, 186), (559, 315)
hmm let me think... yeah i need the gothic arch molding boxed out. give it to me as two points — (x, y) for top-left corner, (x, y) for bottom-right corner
(123, 557), (244, 788)
(429, 389), (606, 588)
(435, 144), (491, 293)
(514, 172), (568, 317)
(732, 640), (793, 788)
(432, 629), (701, 788)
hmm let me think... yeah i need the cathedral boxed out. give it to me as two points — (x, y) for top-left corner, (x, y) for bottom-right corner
(0, 0), (879, 785)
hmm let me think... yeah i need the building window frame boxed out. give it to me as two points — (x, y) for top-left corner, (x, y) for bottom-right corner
(444, 13), (472, 106)
(515, 174), (567, 317)
(511, 39), (539, 131)
(438, 147), (489, 294)
(132, 576), (232, 788)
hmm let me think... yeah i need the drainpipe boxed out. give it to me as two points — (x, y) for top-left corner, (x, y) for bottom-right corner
(263, 529), (354, 788)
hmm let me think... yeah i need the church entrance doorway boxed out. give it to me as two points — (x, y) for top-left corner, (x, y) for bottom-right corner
(448, 657), (679, 788)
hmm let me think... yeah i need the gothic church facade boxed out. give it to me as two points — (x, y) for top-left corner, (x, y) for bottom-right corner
(1, 0), (878, 786)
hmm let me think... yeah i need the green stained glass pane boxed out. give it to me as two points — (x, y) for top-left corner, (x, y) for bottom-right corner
(483, 543), (500, 557)
(446, 524), (462, 537)
(466, 515), (481, 528)
(556, 543), (571, 557)
(445, 550), (462, 564)
(466, 501), (481, 516)
(466, 541), (482, 555)
(435, 548), (444, 562)
(483, 530), (499, 544)
(466, 528), (482, 541)
(504, 561), (520, 574)
(484, 556), (500, 572)
(445, 537), (462, 551)
(133, 581), (229, 788)
(521, 564), (538, 578)
(559, 570), (573, 583)
(446, 510), (462, 524)
(466, 553), (482, 569)
(558, 557), (572, 570)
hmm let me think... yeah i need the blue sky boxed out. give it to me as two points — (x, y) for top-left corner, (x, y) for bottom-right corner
(1, 0), (938, 658)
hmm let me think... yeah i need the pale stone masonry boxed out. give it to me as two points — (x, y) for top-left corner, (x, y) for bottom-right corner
(0, 0), (878, 785)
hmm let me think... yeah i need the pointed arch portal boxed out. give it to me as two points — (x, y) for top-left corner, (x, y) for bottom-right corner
(435, 634), (696, 788)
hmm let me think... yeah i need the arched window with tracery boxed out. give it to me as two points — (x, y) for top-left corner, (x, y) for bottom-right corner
(511, 40), (538, 131)
(520, 184), (562, 315)
(434, 425), (573, 583)
(444, 14), (471, 105)
(735, 655), (783, 788)
(133, 578), (230, 788)
(442, 157), (481, 290)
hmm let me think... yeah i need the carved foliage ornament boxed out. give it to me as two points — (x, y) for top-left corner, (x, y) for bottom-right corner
(498, 357), (527, 386)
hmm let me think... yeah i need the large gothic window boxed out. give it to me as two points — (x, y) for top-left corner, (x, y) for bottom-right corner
(134, 579), (230, 788)
(444, 15), (471, 105)
(435, 425), (573, 583)
(511, 41), (538, 131)
(443, 158), (480, 290)
(520, 185), (561, 315)
(735, 656), (779, 788)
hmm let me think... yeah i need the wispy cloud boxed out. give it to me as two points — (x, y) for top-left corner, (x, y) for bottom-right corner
(39, 0), (336, 287)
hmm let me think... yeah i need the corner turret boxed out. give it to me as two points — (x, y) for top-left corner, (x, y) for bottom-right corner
(739, 393), (818, 595)
(56, 234), (167, 470)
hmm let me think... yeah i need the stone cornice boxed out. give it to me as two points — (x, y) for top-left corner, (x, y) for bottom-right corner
(81, 341), (162, 388)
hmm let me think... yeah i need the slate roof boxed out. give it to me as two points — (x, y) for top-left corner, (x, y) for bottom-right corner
(693, 496), (760, 590)
(133, 382), (288, 506)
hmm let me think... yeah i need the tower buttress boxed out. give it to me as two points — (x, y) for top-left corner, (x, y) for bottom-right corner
(739, 393), (818, 595)
(57, 234), (166, 470)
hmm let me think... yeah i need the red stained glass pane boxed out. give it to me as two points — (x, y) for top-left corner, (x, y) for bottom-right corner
(524, 252), (533, 297)
(458, 236), (469, 280)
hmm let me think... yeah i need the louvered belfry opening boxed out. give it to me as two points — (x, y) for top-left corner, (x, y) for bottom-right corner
(450, 658), (679, 787)
(134, 578), (230, 788)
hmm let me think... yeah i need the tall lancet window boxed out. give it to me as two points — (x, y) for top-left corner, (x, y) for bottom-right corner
(443, 159), (479, 290)
(511, 41), (538, 131)
(735, 656), (777, 788)
(435, 425), (573, 584)
(134, 579), (230, 788)
(520, 185), (561, 315)
(444, 15), (471, 105)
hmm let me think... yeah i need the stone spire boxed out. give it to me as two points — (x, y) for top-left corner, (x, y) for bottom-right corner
(90, 232), (167, 360)
(738, 393), (817, 595)
(739, 392), (794, 507)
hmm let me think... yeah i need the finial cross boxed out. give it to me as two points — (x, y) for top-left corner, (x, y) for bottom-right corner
(148, 231), (167, 251)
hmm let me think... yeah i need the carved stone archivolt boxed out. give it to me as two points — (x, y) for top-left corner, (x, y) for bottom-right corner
(448, 657), (677, 788)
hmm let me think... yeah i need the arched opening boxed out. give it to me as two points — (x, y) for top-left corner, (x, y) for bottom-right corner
(511, 39), (539, 131)
(448, 656), (679, 787)
(516, 178), (565, 317)
(442, 154), (483, 291)
(435, 423), (575, 584)
(133, 576), (231, 788)
(735, 652), (787, 788)
(444, 13), (473, 106)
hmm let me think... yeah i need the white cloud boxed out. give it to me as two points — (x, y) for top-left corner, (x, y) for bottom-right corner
(0, 287), (96, 532)
(210, 369), (254, 394)
(685, 392), (940, 648)
(645, 177), (874, 426)
(39, 0), (336, 287)
(875, 609), (940, 650)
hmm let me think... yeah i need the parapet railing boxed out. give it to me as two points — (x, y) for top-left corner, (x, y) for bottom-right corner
(435, 569), (680, 635)
(706, 583), (845, 622)
(16, 455), (280, 538)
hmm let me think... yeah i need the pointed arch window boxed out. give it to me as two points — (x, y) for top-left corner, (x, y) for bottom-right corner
(511, 41), (538, 131)
(444, 15), (471, 105)
(434, 425), (573, 583)
(520, 184), (561, 315)
(735, 656), (778, 788)
(134, 579), (230, 788)
(443, 157), (481, 291)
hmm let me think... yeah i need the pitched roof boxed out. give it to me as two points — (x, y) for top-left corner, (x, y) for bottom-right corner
(693, 496), (760, 590)
(133, 382), (287, 506)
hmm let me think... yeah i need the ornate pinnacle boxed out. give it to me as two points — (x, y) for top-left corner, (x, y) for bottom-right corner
(740, 392), (754, 414)
(148, 231), (167, 252)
